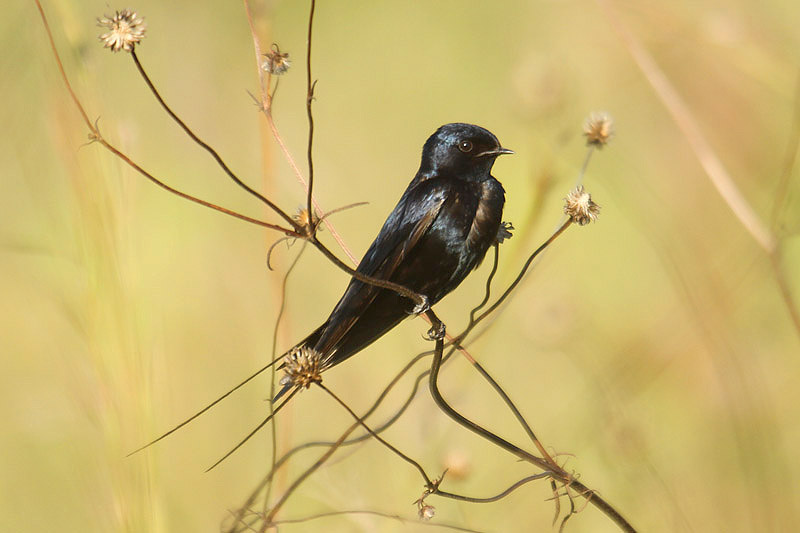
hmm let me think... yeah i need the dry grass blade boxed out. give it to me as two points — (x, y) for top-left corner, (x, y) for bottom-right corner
(594, 0), (776, 253)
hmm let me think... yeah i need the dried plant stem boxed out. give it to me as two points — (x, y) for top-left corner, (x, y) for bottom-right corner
(268, 510), (486, 532)
(576, 145), (595, 188)
(464, 357), (555, 463)
(262, 420), (361, 528)
(426, 311), (552, 474)
(129, 51), (297, 229)
(595, 0), (800, 339)
(317, 383), (433, 486)
(227, 350), (435, 531)
(242, 1), (358, 265)
(453, 220), (572, 348)
(265, 242), (307, 511)
(41, 0), (426, 313)
(242, 0), (271, 105)
(35, 0), (299, 238)
(310, 237), (427, 307)
(437, 474), (550, 504)
(594, 0), (776, 254)
(304, 0), (317, 227)
(770, 251), (800, 338)
(770, 69), (800, 230)
(425, 309), (636, 533)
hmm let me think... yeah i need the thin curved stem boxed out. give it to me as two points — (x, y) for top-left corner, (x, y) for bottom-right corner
(310, 237), (426, 306)
(437, 473), (549, 503)
(130, 51), (297, 230)
(267, 510), (486, 532)
(425, 309), (636, 532)
(35, 1), (298, 237)
(265, 242), (307, 510)
(305, 0), (317, 228)
(468, 244), (500, 325)
(262, 419), (361, 526)
(425, 310), (552, 472)
(318, 383), (432, 486)
(454, 219), (572, 346)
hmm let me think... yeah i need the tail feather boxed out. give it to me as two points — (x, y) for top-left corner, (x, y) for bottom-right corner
(272, 380), (294, 403)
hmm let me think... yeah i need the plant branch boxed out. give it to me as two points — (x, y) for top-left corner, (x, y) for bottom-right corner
(305, 0), (317, 229)
(130, 50), (297, 230)
(425, 309), (636, 532)
(318, 382), (433, 486)
(594, 0), (776, 253)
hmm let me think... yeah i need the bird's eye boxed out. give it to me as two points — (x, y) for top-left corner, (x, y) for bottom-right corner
(458, 140), (473, 153)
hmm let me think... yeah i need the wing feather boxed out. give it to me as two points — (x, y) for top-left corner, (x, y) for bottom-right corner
(312, 180), (448, 359)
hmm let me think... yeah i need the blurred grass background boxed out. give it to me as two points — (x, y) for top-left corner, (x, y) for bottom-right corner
(3, 0), (800, 531)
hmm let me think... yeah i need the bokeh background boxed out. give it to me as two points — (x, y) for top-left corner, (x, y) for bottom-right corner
(3, 0), (799, 531)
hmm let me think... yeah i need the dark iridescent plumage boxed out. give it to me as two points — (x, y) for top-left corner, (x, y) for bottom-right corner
(279, 123), (511, 396)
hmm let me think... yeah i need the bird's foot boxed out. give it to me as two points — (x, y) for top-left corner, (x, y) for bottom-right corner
(424, 321), (446, 341)
(495, 221), (514, 244)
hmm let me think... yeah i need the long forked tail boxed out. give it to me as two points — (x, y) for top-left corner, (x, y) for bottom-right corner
(205, 386), (299, 471)
(272, 381), (294, 403)
(126, 355), (284, 457)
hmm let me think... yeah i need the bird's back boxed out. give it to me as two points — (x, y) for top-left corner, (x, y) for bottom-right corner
(308, 173), (504, 370)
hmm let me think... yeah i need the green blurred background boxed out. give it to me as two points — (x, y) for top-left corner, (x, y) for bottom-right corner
(3, 0), (799, 531)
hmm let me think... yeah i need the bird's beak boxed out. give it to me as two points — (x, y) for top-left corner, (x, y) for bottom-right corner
(477, 147), (514, 157)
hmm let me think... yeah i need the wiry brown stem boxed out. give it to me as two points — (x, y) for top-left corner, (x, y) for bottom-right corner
(265, 242), (307, 511)
(318, 383), (433, 486)
(305, 0), (317, 232)
(436, 473), (549, 503)
(453, 219), (571, 347)
(35, 0), (299, 238)
(262, 419), (361, 528)
(130, 50), (298, 230)
(266, 510), (487, 532)
(310, 236), (427, 306)
(425, 309), (636, 532)
(227, 349), (435, 531)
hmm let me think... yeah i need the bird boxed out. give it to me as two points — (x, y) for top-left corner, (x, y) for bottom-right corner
(277, 123), (513, 398)
(128, 123), (512, 465)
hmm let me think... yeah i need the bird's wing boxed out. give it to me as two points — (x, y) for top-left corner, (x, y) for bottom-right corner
(313, 178), (449, 359)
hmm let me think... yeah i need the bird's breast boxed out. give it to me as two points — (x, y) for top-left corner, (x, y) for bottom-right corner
(466, 179), (505, 252)
(410, 178), (504, 303)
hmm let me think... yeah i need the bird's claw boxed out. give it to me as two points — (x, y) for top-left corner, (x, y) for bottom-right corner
(495, 221), (514, 244)
(424, 321), (446, 341)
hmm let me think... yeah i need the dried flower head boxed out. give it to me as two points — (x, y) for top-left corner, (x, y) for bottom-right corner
(564, 186), (600, 226)
(279, 347), (322, 390)
(262, 44), (291, 75)
(293, 206), (320, 237)
(583, 112), (614, 148)
(418, 503), (436, 521)
(97, 9), (146, 53)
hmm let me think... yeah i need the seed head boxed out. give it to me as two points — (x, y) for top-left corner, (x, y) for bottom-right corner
(262, 44), (291, 75)
(564, 186), (600, 226)
(279, 347), (323, 390)
(418, 503), (436, 521)
(583, 112), (614, 148)
(97, 9), (146, 53)
(293, 206), (320, 237)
